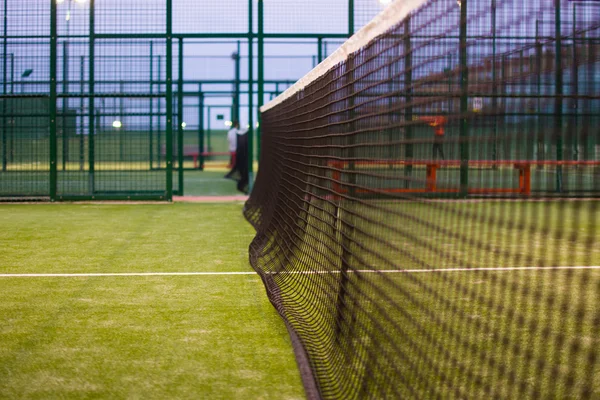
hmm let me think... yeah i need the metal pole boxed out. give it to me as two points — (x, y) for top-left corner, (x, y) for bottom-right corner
(404, 16), (413, 189)
(2, 0), (7, 172)
(491, 0), (498, 162)
(198, 86), (204, 170)
(571, 3), (578, 161)
(317, 37), (323, 63)
(207, 106), (211, 151)
(8, 52), (13, 163)
(555, 0), (563, 193)
(536, 20), (543, 163)
(50, 0), (58, 199)
(62, 37), (69, 171)
(88, 0), (95, 195)
(257, 0), (264, 161)
(234, 41), (240, 122)
(348, 0), (354, 36)
(119, 80), (124, 161)
(248, 0), (254, 190)
(149, 40), (153, 169)
(177, 37), (184, 195)
(459, 0), (469, 197)
(166, 0), (173, 200)
(157, 54), (161, 169)
(79, 55), (84, 170)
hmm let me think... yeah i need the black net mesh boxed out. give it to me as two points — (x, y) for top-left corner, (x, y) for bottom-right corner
(245, 0), (599, 399)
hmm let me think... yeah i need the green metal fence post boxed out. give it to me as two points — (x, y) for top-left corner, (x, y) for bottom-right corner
(149, 40), (154, 170)
(348, 0), (354, 36)
(166, 0), (173, 200)
(177, 37), (184, 195)
(88, 0), (95, 195)
(491, 0), (498, 162)
(317, 37), (323, 63)
(536, 19), (543, 163)
(233, 41), (240, 122)
(198, 85), (204, 170)
(555, 0), (563, 193)
(207, 106), (211, 151)
(8, 52), (13, 164)
(2, 0), (7, 173)
(248, 0), (254, 190)
(119, 80), (124, 161)
(62, 41), (69, 171)
(584, 32), (594, 161)
(50, 0), (58, 200)
(459, 0), (469, 197)
(257, 0), (264, 161)
(404, 15), (413, 189)
(157, 54), (161, 169)
(79, 55), (84, 171)
(571, 3), (578, 161)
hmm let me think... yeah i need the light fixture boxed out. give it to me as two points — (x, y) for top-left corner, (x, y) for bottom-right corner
(112, 121), (122, 129)
(181, 122), (187, 129)
(378, 0), (393, 5)
(56, 0), (65, 3)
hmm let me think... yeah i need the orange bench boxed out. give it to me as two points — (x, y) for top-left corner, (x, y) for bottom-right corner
(329, 160), (599, 196)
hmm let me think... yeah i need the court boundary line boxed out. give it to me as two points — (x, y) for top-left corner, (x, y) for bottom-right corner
(0, 266), (598, 278)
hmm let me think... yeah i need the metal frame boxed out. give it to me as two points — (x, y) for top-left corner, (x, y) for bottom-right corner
(1, 0), (597, 200)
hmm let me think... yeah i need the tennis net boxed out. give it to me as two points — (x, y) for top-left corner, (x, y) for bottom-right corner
(245, 0), (599, 398)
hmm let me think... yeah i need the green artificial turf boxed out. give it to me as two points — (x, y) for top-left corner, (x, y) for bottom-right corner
(183, 170), (242, 197)
(0, 204), (304, 399)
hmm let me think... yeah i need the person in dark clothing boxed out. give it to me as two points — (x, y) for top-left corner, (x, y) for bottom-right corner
(420, 115), (447, 160)
(234, 130), (249, 194)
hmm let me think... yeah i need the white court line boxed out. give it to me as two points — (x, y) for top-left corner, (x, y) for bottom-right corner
(0, 272), (257, 277)
(0, 266), (598, 278)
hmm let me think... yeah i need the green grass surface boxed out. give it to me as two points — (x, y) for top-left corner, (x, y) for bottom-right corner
(0, 204), (304, 399)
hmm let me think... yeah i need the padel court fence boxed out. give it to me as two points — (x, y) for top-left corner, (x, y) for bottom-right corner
(1, 0), (388, 201)
(246, 0), (599, 399)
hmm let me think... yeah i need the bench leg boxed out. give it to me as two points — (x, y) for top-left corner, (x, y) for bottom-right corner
(426, 164), (438, 192)
(518, 164), (531, 195)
